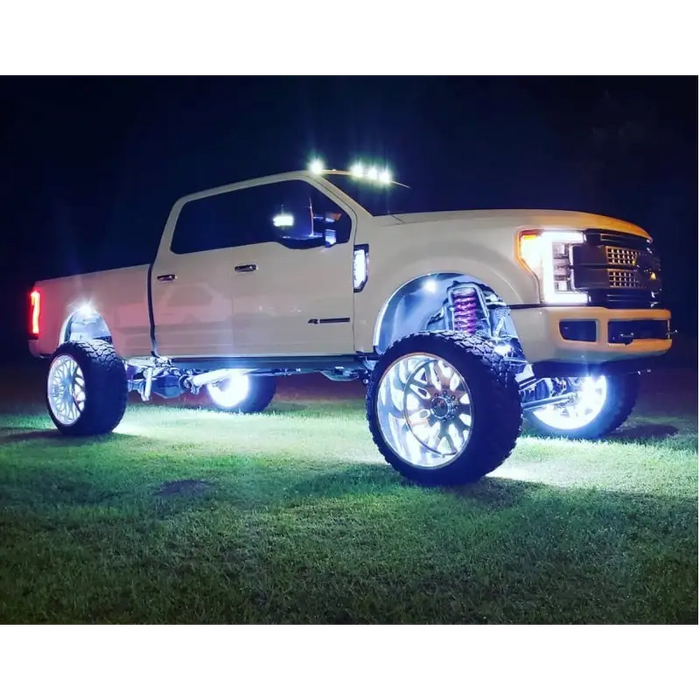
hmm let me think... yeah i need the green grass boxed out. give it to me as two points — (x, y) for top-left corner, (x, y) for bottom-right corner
(0, 365), (697, 623)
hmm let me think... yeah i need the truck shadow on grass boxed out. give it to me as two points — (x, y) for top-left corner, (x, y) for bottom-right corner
(607, 423), (683, 443)
(0, 428), (142, 447)
(275, 464), (539, 510)
(164, 400), (347, 416)
(520, 422), (691, 451)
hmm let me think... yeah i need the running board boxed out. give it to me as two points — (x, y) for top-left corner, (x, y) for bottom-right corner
(170, 355), (366, 374)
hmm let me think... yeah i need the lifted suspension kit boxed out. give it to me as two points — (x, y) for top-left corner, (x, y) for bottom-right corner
(451, 285), (479, 334)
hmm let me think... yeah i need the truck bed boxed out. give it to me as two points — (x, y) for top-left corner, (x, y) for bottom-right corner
(30, 264), (152, 358)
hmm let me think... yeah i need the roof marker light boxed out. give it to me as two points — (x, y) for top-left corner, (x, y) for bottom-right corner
(309, 159), (324, 174)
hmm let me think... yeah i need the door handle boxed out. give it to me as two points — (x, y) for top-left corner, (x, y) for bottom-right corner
(235, 264), (257, 273)
(157, 274), (177, 282)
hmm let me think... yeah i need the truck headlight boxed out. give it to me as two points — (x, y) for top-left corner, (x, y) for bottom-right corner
(518, 230), (588, 304)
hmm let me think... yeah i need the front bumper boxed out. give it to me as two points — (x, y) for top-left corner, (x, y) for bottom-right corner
(510, 306), (672, 372)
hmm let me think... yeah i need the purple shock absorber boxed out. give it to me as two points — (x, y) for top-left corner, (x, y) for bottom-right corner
(452, 286), (478, 334)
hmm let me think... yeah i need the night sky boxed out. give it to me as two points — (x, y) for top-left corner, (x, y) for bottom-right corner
(0, 76), (696, 359)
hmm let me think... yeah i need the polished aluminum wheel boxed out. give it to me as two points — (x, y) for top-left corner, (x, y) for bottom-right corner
(376, 353), (473, 468)
(47, 355), (86, 426)
(533, 376), (608, 430)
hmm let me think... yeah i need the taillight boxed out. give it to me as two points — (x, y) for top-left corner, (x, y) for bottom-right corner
(29, 289), (41, 338)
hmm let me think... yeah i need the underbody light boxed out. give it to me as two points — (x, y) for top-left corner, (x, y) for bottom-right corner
(207, 372), (251, 409)
(77, 303), (96, 319)
(533, 376), (608, 430)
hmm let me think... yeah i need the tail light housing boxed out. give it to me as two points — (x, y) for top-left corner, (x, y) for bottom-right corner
(29, 289), (41, 338)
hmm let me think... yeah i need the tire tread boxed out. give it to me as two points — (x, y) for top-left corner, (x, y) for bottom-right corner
(47, 339), (127, 436)
(366, 331), (522, 485)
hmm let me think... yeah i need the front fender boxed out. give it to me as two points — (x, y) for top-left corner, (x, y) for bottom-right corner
(353, 242), (538, 353)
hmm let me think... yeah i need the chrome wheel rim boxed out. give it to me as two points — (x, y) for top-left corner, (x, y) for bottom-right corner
(533, 376), (608, 430)
(47, 355), (86, 426)
(376, 353), (473, 469)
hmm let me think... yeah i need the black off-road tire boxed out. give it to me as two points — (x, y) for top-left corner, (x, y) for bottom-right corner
(46, 339), (128, 436)
(366, 331), (522, 486)
(526, 373), (640, 440)
(206, 375), (277, 413)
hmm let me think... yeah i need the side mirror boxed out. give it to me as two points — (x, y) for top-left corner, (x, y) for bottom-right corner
(319, 212), (342, 247)
(323, 229), (337, 247)
(271, 206), (345, 249)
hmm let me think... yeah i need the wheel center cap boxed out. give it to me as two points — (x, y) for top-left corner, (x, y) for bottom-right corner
(431, 395), (452, 419)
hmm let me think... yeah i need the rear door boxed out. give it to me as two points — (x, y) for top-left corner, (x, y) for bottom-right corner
(150, 197), (241, 359)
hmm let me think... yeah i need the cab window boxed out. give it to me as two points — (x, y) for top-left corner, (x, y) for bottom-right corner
(171, 180), (351, 254)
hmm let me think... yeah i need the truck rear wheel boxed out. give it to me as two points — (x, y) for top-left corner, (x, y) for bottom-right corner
(366, 331), (522, 485)
(46, 340), (128, 436)
(206, 374), (276, 413)
(524, 373), (639, 440)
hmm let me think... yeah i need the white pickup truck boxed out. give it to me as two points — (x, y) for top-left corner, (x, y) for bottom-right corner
(28, 164), (672, 485)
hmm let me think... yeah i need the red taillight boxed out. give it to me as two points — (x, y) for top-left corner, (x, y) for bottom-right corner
(29, 289), (41, 338)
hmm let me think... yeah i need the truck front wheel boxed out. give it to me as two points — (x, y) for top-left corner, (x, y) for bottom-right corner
(206, 374), (276, 413)
(524, 373), (639, 440)
(46, 339), (128, 436)
(366, 331), (522, 485)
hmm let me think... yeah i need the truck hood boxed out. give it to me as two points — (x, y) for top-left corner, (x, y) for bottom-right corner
(378, 209), (649, 238)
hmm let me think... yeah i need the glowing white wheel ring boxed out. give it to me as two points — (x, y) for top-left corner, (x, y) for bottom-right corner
(376, 353), (474, 469)
(206, 373), (251, 409)
(47, 354), (86, 426)
(532, 376), (608, 430)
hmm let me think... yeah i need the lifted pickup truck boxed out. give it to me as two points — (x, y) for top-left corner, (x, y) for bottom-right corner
(28, 165), (672, 484)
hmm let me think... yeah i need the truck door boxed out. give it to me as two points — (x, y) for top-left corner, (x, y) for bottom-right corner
(150, 177), (356, 359)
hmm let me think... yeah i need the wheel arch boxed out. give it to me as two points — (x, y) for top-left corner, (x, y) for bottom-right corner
(356, 251), (532, 354)
(371, 268), (513, 355)
(60, 305), (113, 346)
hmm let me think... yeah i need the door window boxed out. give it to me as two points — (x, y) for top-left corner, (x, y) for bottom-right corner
(171, 180), (351, 254)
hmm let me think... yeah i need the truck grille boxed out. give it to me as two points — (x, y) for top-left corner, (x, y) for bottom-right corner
(571, 230), (662, 308)
(609, 269), (644, 288)
(606, 246), (638, 267)
(587, 230), (651, 250)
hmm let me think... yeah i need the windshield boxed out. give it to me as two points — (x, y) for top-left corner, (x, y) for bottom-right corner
(322, 173), (417, 217)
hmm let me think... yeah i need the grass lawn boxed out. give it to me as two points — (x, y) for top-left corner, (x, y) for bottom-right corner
(0, 362), (697, 624)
